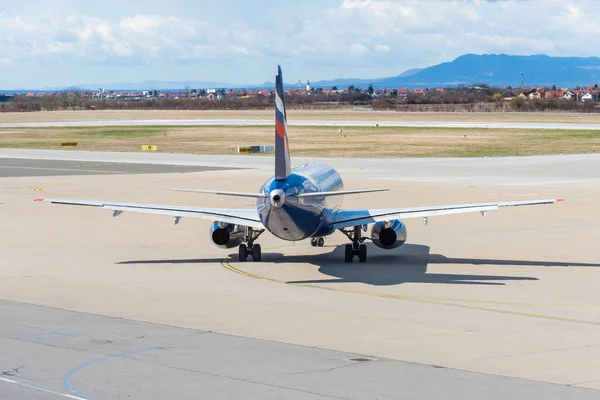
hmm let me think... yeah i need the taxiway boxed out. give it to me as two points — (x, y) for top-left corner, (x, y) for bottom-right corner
(1, 151), (600, 399)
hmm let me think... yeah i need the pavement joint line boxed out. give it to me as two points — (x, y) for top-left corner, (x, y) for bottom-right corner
(220, 249), (600, 326)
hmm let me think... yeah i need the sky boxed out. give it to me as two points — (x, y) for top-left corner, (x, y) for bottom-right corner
(1, 0), (600, 89)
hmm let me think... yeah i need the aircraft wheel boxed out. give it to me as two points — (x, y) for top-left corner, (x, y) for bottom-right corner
(252, 244), (262, 262)
(239, 244), (248, 262)
(317, 237), (325, 247)
(344, 244), (353, 262)
(358, 244), (367, 263)
(310, 238), (317, 247)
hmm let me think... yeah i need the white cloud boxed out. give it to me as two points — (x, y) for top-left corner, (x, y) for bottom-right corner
(2, 0), (600, 87)
(374, 44), (390, 53)
(0, 57), (10, 64)
(348, 43), (369, 55)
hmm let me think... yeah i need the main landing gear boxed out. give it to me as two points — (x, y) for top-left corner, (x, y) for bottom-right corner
(310, 237), (325, 247)
(238, 227), (265, 262)
(339, 225), (367, 263)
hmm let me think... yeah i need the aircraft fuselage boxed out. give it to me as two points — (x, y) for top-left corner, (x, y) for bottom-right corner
(257, 163), (343, 241)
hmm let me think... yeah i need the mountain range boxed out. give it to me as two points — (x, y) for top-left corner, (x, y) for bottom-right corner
(310, 54), (600, 89)
(13, 54), (600, 91)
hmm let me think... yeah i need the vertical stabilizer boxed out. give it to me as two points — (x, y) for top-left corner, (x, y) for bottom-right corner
(275, 65), (291, 180)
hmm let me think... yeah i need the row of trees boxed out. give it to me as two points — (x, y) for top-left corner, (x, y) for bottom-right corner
(2, 87), (600, 113)
(371, 99), (600, 112)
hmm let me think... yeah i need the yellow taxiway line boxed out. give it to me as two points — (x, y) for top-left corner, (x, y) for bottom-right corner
(221, 252), (600, 327)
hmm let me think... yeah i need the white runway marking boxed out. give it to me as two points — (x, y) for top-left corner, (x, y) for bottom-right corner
(0, 377), (87, 400)
(1, 118), (600, 130)
(0, 165), (127, 174)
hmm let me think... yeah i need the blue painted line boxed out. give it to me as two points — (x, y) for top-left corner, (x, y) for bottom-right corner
(62, 347), (161, 399)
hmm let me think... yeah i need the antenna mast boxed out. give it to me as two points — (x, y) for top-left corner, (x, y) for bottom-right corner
(521, 71), (524, 89)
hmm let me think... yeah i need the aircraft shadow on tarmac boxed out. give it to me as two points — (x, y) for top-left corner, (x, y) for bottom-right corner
(117, 243), (600, 287)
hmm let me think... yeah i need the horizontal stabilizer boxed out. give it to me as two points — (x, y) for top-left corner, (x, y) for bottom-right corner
(169, 188), (266, 198)
(298, 188), (389, 198)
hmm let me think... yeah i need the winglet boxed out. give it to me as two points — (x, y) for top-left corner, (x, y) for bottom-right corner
(275, 65), (291, 180)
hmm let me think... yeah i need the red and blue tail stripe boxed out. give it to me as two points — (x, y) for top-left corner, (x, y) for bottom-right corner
(275, 65), (291, 180)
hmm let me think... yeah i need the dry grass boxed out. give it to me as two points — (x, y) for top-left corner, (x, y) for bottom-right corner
(1, 125), (599, 157)
(3, 109), (600, 123)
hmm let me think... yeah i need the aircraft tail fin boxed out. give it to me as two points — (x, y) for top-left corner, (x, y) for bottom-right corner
(275, 65), (291, 180)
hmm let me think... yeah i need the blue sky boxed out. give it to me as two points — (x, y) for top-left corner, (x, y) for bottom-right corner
(0, 0), (599, 88)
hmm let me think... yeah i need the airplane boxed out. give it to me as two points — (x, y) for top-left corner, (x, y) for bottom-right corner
(35, 66), (564, 263)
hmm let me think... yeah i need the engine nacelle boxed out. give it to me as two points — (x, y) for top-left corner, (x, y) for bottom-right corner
(371, 220), (407, 249)
(210, 222), (245, 249)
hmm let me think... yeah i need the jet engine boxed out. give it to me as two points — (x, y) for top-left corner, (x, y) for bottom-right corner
(371, 220), (407, 249)
(210, 222), (245, 249)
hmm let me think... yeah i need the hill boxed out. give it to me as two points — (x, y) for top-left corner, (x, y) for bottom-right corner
(311, 54), (600, 89)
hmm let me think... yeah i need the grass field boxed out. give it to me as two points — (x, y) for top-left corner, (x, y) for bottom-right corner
(3, 109), (600, 123)
(1, 125), (599, 157)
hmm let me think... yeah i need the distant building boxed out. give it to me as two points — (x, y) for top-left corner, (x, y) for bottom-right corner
(397, 88), (409, 99)
(563, 90), (575, 100)
(525, 88), (543, 100)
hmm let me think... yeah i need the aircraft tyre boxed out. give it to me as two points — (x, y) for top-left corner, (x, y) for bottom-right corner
(358, 244), (367, 263)
(252, 244), (262, 262)
(310, 238), (317, 247)
(317, 237), (325, 247)
(239, 244), (248, 262)
(345, 244), (353, 262)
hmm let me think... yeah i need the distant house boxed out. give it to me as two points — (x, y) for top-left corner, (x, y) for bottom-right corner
(525, 88), (543, 100)
(581, 92), (594, 102)
(545, 90), (565, 99)
(397, 88), (409, 99)
(563, 90), (575, 100)
(412, 89), (426, 95)
(501, 92), (514, 101)
(572, 90), (588, 101)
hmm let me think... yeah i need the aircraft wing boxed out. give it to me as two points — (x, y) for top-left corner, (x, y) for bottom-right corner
(34, 198), (264, 229)
(329, 198), (563, 229)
